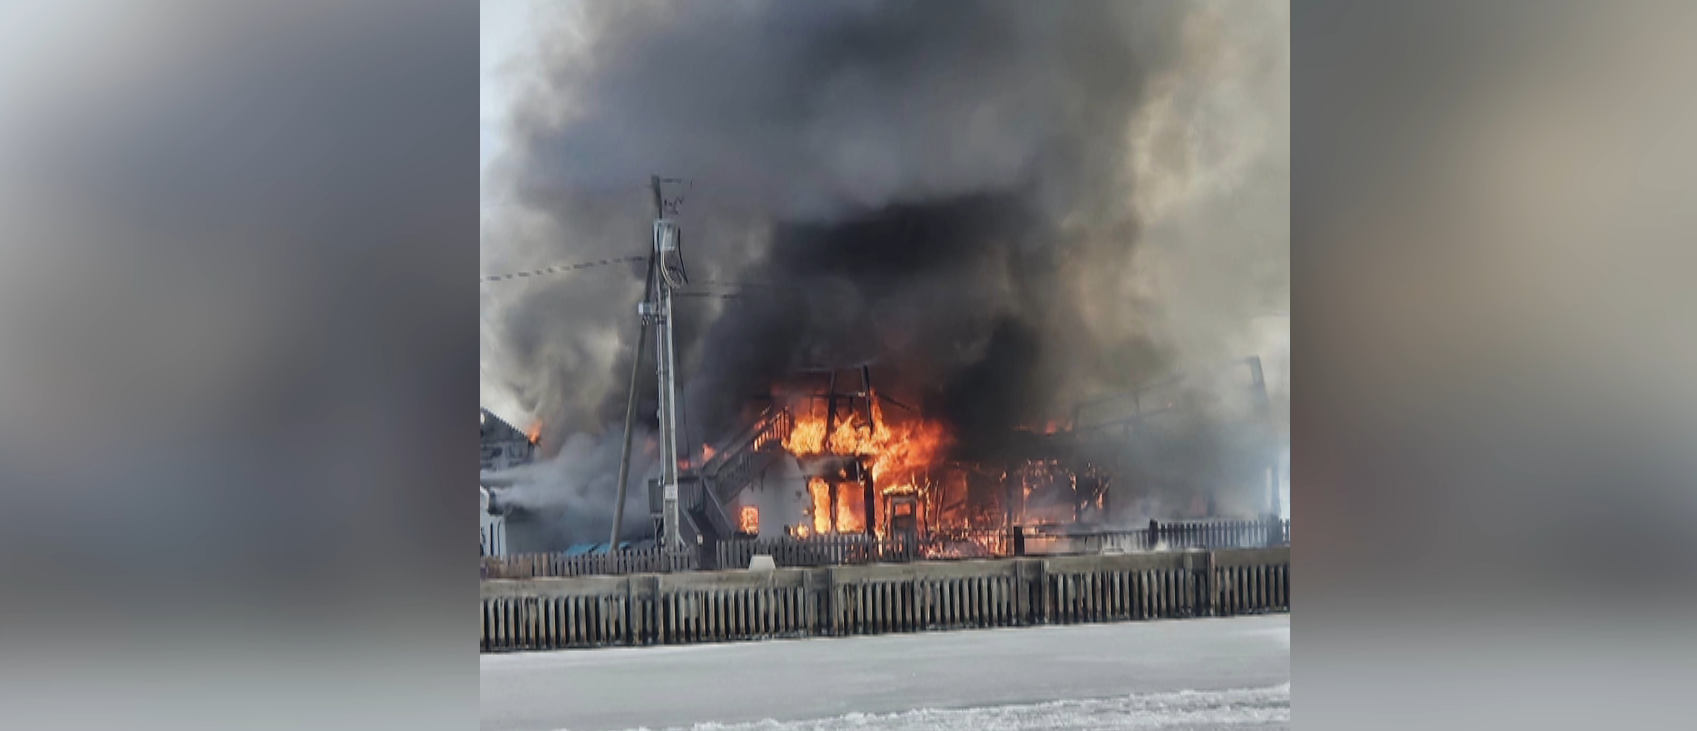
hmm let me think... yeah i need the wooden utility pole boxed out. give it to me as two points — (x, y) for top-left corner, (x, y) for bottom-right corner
(609, 176), (667, 548)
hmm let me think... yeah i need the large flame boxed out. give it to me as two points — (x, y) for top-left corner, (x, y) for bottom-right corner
(774, 386), (1102, 553)
(780, 392), (948, 488)
(834, 485), (861, 534)
(781, 391), (949, 536)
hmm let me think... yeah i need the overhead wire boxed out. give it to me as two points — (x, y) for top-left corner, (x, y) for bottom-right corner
(479, 255), (647, 284)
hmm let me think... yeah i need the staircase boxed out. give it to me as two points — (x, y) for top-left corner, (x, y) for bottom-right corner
(669, 407), (795, 549)
(702, 407), (794, 507)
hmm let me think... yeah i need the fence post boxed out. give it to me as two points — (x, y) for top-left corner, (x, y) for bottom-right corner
(1205, 550), (1219, 616)
(824, 567), (840, 636)
(1014, 558), (1045, 625)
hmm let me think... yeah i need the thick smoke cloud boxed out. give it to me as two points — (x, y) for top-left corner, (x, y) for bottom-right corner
(481, 0), (1289, 538)
(483, 426), (657, 547)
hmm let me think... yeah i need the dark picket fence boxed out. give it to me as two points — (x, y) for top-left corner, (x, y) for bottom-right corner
(480, 546), (1290, 652)
(481, 547), (696, 579)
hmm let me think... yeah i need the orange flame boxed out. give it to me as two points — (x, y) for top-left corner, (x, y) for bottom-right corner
(807, 477), (831, 535)
(526, 421), (542, 445)
(779, 390), (950, 536)
(835, 484), (862, 534)
(702, 443), (717, 462)
(779, 391), (948, 486)
(738, 505), (759, 534)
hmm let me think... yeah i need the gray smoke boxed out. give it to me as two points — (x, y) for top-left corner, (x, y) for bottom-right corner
(481, 0), (1289, 536)
(484, 425), (658, 546)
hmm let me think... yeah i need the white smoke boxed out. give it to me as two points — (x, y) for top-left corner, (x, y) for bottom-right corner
(483, 424), (658, 545)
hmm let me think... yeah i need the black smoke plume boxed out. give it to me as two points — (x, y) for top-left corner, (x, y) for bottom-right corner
(481, 0), (1289, 541)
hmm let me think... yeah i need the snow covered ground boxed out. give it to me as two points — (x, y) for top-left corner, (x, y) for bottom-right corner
(481, 615), (1290, 731)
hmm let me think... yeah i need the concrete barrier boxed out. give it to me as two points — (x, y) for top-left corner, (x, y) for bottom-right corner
(479, 546), (1290, 652)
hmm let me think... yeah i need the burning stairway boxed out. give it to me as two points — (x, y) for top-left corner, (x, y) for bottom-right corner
(650, 406), (794, 548)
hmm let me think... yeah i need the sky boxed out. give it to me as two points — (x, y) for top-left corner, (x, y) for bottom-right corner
(479, 0), (541, 425)
(480, 0), (534, 212)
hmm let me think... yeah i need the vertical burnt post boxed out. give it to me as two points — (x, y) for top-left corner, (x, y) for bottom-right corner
(860, 364), (875, 425)
(860, 457), (877, 537)
(824, 370), (839, 442)
(828, 482), (839, 534)
(1005, 467), (1019, 531)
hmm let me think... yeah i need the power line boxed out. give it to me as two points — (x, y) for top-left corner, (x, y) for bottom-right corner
(479, 256), (646, 284)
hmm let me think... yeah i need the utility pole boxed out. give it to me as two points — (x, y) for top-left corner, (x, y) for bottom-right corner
(608, 255), (655, 549)
(613, 176), (687, 551)
(609, 177), (669, 548)
(651, 176), (686, 551)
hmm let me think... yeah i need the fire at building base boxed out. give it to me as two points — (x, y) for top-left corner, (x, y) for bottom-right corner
(635, 359), (1280, 563)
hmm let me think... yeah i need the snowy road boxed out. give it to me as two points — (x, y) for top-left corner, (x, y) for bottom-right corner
(480, 615), (1290, 731)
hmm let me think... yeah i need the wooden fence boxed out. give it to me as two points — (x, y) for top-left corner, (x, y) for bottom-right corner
(480, 547), (696, 580)
(480, 545), (1289, 652)
(715, 534), (916, 569)
(1025, 518), (1291, 556)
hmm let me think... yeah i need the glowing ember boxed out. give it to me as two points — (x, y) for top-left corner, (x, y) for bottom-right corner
(701, 443), (717, 462)
(1016, 419), (1068, 435)
(526, 421), (542, 445)
(738, 505), (759, 534)
(1013, 459), (1082, 526)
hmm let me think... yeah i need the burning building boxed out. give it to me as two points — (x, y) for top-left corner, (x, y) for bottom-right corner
(481, 1), (1290, 552)
(652, 357), (1278, 561)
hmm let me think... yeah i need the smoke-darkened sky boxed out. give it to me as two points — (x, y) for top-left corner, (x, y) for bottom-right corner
(479, 0), (1288, 530)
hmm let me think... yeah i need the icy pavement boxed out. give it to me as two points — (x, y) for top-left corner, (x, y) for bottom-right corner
(481, 615), (1289, 731)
